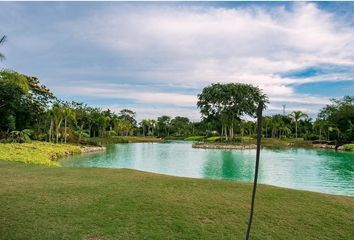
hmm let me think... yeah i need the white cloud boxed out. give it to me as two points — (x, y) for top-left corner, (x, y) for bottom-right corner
(66, 3), (354, 85)
(55, 84), (197, 107)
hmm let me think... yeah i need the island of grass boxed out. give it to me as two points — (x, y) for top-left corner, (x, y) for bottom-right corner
(190, 136), (315, 150)
(187, 135), (354, 151)
(1, 160), (353, 240)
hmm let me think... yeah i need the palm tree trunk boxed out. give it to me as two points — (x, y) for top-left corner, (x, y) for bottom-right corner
(295, 121), (298, 138)
(64, 117), (67, 144)
(49, 120), (53, 142)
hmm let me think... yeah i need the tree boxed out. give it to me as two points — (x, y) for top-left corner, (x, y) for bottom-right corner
(319, 96), (354, 142)
(288, 111), (308, 138)
(0, 35), (6, 61)
(171, 116), (190, 136)
(51, 102), (64, 143)
(119, 109), (137, 127)
(157, 115), (171, 137)
(262, 116), (272, 138)
(197, 83), (267, 140)
(62, 102), (76, 143)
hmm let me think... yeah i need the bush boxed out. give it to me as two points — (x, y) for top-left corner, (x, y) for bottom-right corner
(231, 137), (242, 143)
(206, 136), (223, 142)
(303, 133), (322, 141)
(184, 136), (205, 141)
(8, 129), (33, 143)
(343, 144), (354, 151)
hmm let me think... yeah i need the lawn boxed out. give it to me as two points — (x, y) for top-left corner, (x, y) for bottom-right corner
(0, 142), (82, 166)
(1, 161), (353, 240)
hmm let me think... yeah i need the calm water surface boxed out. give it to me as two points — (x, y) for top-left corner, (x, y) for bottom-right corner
(60, 142), (354, 196)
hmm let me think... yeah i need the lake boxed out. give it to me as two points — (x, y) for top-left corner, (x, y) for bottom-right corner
(60, 141), (354, 196)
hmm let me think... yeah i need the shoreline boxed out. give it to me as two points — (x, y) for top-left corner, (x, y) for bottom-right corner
(193, 143), (257, 150)
(192, 142), (352, 151)
(81, 146), (106, 153)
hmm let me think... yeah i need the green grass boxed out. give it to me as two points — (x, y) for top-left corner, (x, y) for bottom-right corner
(89, 136), (162, 144)
(202, 136), (313, 148)
(184, 136), (205, 141)
(343, 143), (354, 151)
(206, 136), (222, 142)
(0, 141), (82, 166)
(261, 138), (313, 148)
(1, 161), (353, 240)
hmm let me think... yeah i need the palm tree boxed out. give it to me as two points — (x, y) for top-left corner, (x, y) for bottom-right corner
(0, 35), (7, 61)
(289, 111), (308, 138)
(62, 104), (76, 144)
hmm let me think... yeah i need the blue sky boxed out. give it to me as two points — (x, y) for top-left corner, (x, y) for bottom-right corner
(1, 2), (354, 120)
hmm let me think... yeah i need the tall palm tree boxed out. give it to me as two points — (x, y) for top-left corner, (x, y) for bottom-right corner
(62, 104), (76, 144)
(289, 111), (308, 138)
(0, 35), (7, 61)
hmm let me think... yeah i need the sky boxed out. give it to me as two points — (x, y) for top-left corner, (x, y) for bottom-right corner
(1, 1), (354, 121)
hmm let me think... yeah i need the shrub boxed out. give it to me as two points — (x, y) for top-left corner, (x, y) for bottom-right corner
(8, 129), (33, 143)
(343, 144), (354, 151)
(303, 133), (322, 141)
(184, 136), (205, 141)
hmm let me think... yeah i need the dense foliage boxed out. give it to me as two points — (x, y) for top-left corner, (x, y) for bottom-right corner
(197, 83), (267, 140)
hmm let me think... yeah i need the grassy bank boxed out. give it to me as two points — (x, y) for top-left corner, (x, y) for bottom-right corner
(192, 137), (313, 149)
(343, 143), (354, 151)
(88, 136), (162, 145)
(0, 142), (82, 166)
(1, 161), (353, 240)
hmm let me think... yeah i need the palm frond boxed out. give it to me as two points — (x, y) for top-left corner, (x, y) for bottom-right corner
(0, 35), (6, 61)
(0, 35), (6, 45)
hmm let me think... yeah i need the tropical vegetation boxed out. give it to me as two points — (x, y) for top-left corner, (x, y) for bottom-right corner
(0, 35), (353, 149)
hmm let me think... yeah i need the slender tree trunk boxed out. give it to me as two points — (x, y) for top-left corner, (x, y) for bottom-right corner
(64, 117), (67, 144)
(295, 121), (298, 138)
(49, 120), (53, 142)
(224, 126), (228, 141)
(56, 126), (59, 144)
(56, 119), (62, 144)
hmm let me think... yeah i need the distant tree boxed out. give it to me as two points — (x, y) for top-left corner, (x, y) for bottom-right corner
(62, 102), (76, 143)
(171, 116), (190, 136)
(289, 111), (308, 138)
(119, 109), (137, 127)
(197, 83), (267, 140)
(319, 96), (354, 142)
(157, 115), (171, 136)
(262, 116), (272, 138)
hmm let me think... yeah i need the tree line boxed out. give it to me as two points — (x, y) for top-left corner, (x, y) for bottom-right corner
(1, 34), (353, 144)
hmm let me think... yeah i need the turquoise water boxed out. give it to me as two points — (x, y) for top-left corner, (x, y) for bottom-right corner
(60, 142), (354, 196)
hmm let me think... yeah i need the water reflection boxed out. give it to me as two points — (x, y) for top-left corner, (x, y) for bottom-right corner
(60, 142), (354, 196)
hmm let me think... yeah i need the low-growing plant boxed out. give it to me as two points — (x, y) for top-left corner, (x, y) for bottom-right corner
(343, 144), (354, 151)
(184, 136), (205, 141)
(8, 129), (33, 143)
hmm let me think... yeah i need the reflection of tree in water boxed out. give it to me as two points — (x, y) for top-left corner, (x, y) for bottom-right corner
(202, 151), (254, 181)
(316, 150), (354, 182)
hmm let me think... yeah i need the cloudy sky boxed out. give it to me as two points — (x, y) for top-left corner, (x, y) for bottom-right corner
(1, 2), (354, 120)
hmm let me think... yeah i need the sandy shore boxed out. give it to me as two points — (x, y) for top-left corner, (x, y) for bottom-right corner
(193, 143), (257, 150)
(81, 146), (106, 153)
